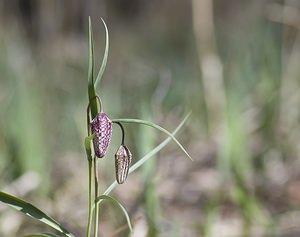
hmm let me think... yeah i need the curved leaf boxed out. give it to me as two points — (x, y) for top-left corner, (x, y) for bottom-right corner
(24, 233), (60, 237)
(95, 18), (109, 88)
(88, 16), (98, 118)
(0, 192), (74, 237)
(94, 195), (133, 232)
(112, 114), (192, 160)
(104, 113), (191, 195)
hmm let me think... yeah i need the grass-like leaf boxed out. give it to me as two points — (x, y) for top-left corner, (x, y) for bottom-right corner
(88, 17), (98, 118)
(94, 195), (133, 233)
(95, 18), (109, 89)
(84, 134), (95, 161)
(112, 115), (192, 160)
(104, 113), (191, 195)
(24, 233), (60, 237)
(0, 192), (74, 237)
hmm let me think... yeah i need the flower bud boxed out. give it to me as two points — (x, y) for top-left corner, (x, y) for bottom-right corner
(115, 145), (132, 184)
(90, 112), (112, 158)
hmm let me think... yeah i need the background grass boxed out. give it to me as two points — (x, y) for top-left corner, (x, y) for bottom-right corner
(0, 0), (300, 236)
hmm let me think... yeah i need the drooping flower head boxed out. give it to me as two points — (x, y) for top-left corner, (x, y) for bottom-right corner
(115, 145), (132, 184)
(90, 112), (112, 158)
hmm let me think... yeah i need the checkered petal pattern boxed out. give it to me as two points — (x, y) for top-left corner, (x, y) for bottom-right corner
(90, 112), (113, 158)
(115, 145), (132, 184)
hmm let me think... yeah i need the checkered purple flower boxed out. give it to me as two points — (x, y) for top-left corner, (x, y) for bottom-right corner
(90, 112), (112, 158)
(115, 145), (132, 184)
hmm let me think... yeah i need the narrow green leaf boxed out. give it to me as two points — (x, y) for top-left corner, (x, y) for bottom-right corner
(88, 17), (94, 87)
(0, 192), (74, 237)
(103, 113), (191, 195)
(24, 233), (60, 237)
(88, 16), (98, 118)
(112, 114), (192, 160)
(84, 133), (95, 160)
(94, 195), (133, 232)
(95, 18), (109, 89)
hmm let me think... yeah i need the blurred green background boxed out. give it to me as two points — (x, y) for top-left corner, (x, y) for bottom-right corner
(1, 0), (300, 236)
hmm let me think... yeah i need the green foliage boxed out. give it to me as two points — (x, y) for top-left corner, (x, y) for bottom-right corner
(95, 195), (133, 232)
(84, 134), (95, 161)
(112, 118), (192, 160)
(95, 18), (109, 89)
(0, 192), (74, 237)
(24, 233), (61, 237)
(88, 17), (98, 118)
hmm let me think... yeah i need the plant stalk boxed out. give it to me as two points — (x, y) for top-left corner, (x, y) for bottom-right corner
(86, 158), (93, 237)
(93, 158), (100, 237)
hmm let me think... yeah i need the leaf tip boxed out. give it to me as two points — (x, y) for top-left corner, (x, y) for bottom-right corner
(100, 17), (108, 31)
(186, 111), (192, 119)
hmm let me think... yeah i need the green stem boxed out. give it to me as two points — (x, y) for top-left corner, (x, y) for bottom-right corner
(111, 118), (192, 160)
(86, 159), (93, 237)
(113, 122), (125, 145)
(94, 158), (100, 237)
